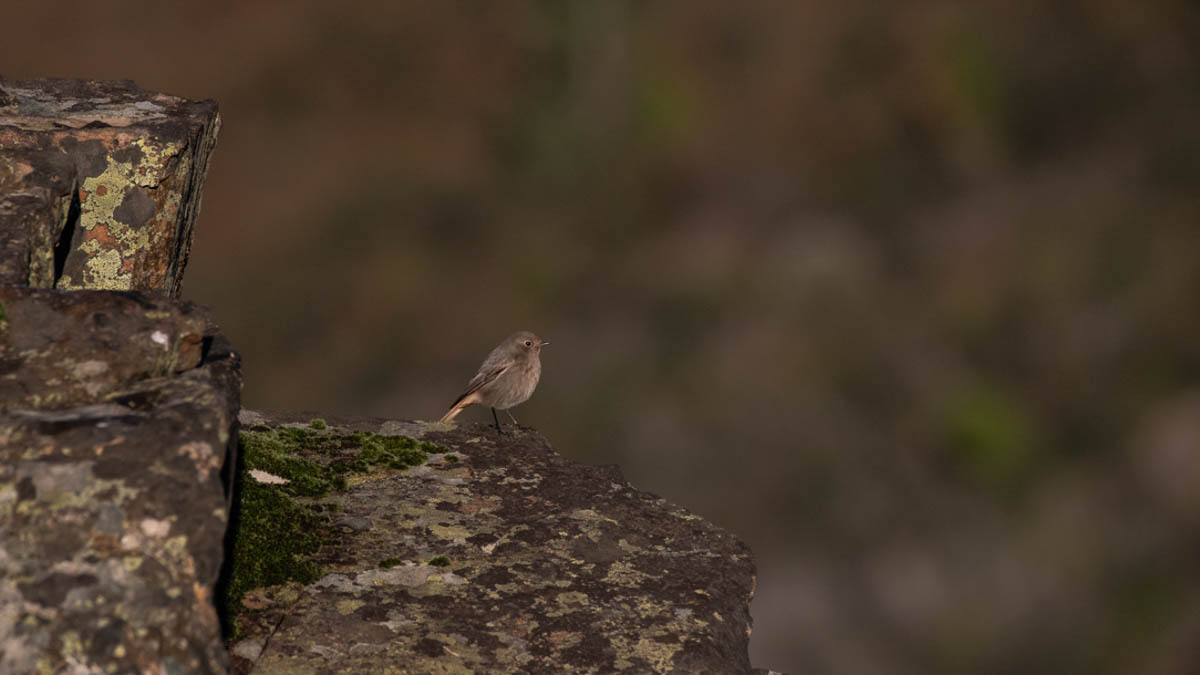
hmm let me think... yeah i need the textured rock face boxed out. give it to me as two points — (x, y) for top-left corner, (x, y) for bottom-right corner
(0, 287), (241, 674)
(0, 78), (220, 295)
(228, 410), (757, 674)
(0, 79), (239, 674)
(0, 287), (211, 409)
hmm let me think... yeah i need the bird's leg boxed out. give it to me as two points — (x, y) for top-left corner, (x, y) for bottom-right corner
(491, 407), (504, 435)
(505, 409), (519, 426)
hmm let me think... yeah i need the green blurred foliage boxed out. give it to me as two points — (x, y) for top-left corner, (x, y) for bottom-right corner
(941, 384), (1036, 495)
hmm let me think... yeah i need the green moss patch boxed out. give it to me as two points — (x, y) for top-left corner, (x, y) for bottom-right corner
(380, 557), (404, 568)
(222, 424), (445, 637)
(428, 555), (451, 567)
(221, 478), (325, 635)
(335, 433), (430, 473)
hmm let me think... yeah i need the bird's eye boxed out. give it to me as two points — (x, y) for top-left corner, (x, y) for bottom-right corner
(524, 340), (532, 347)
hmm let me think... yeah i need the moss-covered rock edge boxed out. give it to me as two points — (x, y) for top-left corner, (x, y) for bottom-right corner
(218, 423), (446, 638)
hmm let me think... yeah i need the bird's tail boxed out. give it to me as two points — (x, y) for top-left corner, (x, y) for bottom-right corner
(439, 392), (475, 422)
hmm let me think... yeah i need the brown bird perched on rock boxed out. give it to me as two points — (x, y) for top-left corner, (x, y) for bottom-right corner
(440, 331), (548, 434)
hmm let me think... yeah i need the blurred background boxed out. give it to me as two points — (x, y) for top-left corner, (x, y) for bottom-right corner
(7, 1), (1200, 672)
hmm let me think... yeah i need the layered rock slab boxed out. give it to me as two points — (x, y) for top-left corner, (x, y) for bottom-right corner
(0, 287), (241, 674)
(230, 410), (757, 674)
(0, 287), (211, 409)
(0, 78), (220, 295)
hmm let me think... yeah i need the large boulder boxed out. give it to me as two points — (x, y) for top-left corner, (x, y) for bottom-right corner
(227, 410), (758, 674)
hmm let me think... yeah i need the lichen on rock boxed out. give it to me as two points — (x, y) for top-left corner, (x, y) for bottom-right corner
(221, 421), (445, 639)
(0, 291), (241, 674)
(225, 410), (757, 674)
(0, 77), (220, 295)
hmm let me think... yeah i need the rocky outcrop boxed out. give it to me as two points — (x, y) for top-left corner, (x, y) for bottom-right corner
(0, 288), (240, 674)
(1, 79), (765, 674)
(0, 80), (239, 674)
(0, 77), (220, 295)
(227, 410), (758, 674)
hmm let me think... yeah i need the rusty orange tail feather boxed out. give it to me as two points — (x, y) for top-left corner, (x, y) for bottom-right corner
(439, 391), (478, 422)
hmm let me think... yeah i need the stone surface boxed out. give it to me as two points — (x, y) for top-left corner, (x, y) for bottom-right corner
(0, 78), (220, 295)
(0, 147), (74, 288)
(0, 287), (241, 674)
(228, 410), (758, 674)
(0, 287), (210, 410)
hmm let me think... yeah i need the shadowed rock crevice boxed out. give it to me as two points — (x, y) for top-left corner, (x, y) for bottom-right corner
(51, 184), (80, 285)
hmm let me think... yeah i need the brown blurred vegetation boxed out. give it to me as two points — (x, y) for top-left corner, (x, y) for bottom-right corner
(7, 1), (1200, 672)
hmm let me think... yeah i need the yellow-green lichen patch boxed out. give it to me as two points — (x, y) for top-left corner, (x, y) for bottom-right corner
(336, 599), (365, 615)
(559, 590), (590, 604)
(54, 135), (186, 291)
(603, 560), (654, 587)
(568, 509), (619, 525)
(429, 524), (471, 542)
(615, 635), (683, 672)
(163, 536), (188, 560)
(129, 139), (182, 189)
(59, 630), (84, 659)
(70, 171), (147, 289)
(75, 242), (124, 289)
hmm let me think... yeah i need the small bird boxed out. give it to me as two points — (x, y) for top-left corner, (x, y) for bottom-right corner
(440, 331), (548, 434)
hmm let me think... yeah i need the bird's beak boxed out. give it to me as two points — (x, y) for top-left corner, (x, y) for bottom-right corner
(541, 341), (550, 347)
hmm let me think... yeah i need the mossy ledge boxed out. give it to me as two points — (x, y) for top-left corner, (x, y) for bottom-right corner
(225, 409), (757, 674)
(219, 423), (446, 638)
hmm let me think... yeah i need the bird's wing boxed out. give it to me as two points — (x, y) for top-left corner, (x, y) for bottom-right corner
(450, 363), (510, 408)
